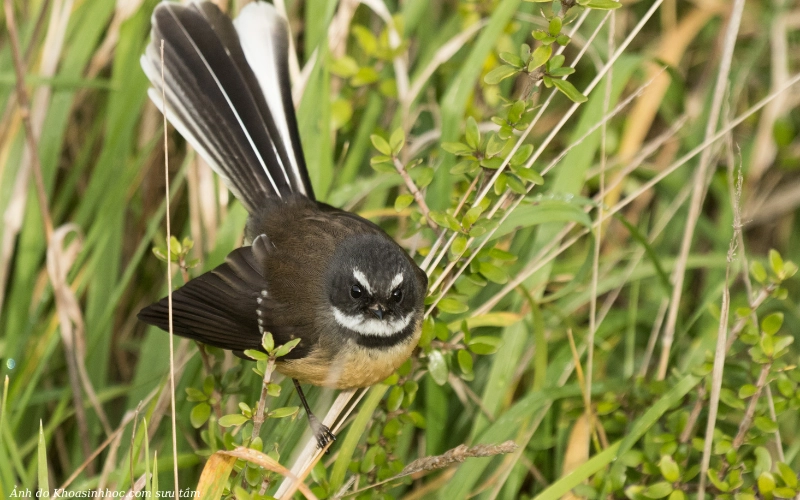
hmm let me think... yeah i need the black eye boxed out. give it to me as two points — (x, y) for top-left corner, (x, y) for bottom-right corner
(350, 285), (363, 299)
(391, 288), (403, 303)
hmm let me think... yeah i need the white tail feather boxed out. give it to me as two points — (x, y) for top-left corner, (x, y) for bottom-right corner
(234, 2), (308, 197)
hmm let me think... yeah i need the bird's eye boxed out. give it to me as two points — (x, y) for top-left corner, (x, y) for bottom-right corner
(350, 285), (363, 299)
(391, 288), (403, 303)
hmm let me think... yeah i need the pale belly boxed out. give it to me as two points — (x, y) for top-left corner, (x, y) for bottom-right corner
(276, 326), (421, 389)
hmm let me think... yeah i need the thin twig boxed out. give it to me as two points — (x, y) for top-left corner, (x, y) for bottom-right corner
(344, 441), (518, 497)
(392, 157), (439, 231)
(251, 357), (277, 439)
(697, 128), (746, 500)
(732, 364), (771, 450)
(159, 39), (181, 500)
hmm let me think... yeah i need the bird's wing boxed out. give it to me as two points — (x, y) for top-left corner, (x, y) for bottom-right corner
(137, 236), (310, 360)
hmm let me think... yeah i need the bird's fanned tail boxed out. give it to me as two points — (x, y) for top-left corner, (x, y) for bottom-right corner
(140, 1), (314, 213)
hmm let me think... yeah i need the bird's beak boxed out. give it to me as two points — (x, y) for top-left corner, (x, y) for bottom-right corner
(368, 304), (385, 320)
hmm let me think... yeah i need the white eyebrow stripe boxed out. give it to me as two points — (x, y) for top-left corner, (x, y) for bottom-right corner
(390, 273), (403, 290)
(331, 307), (413, 337)
(353, 268), (372, 294)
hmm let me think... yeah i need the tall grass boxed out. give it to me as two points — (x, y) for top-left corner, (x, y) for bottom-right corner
(1, 0), (800, 498)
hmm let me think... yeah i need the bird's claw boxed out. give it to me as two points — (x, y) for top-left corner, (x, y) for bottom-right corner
(308, 414), (336, 449)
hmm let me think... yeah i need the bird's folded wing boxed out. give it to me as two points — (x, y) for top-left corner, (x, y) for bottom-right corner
(138, 238), (307, 360)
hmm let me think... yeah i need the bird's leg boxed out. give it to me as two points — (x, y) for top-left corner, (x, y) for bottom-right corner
(293, 379), (336, 449)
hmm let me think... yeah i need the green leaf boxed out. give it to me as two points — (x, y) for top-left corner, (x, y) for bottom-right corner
(774, 487), (797, 499)
(548, 17), (562, 36)
(450, 159), (480, 175)
(218, 414), (249, 427)
(370, 155), (394, 168)
(437, 298), (469, 314)
(483, 136), (503, 158)
(329, 55), (359, 77)
(468, 336), (502, 355)
(489, 248), (517, 262)
(556, 34), (571, 46)
(463, 206), (484, 228)
(494, 172), (508, 194)
(457, 350), (474, 378)
(267, 383), (281, 397)
(416, 166), (435, 187)
(352, 25), (378, 55)
(507, 175), (526, 194)
(762, 312), (784, 335)
(371, 134), (393, 156)
(520, 44), (531, 61)
(351, 66), (379, 86)
(510, 144), (534, 166)
(754, 416), (778, 433)
(759, 472), (776, 494)
(429, 211), (461, 231)
(643, 481), (673, 498)
(427, 350), (449, 385)
(191, 403), (211, 429)
(706, 469), (729, 492)
(481, 157), (504, 169)
(548, 67), (575, 77)
(389, 128), (405, 155)
(528, 44), (552, 71)
(760, 333), (774, 357)
(499, 51), (524, 68)
(548, 54), (565, 70)
(360, 446), (378, 473)
(275, 338), (302, 358)
(508, 100), (526, 123)
(769, 249), (784, 276)
(331, 98), (353, 130)
(262, 332), (275, 353)
(484, 65), (519, 85)
(583, 0), (622, 9)
(442, 142), (474, 155)
(777, 462), (798, 488)
(269, 406), (299, 418)
(658, 455), (680, 482)
(479, 261), (509, 284)
(451, 235), (468, 258)
(395, 193), (414, 211)
(203, 376), (214, 396)
(243, 349), (268, 361)
(152, 246), (168, 262)
(185, 387), (208, 402)
(738, 384), (757, 398)
(465, 117), (480, 150)
(514, 167), (545, 184)
(552, 78), (588, 103)
(386, 386), (404, 412)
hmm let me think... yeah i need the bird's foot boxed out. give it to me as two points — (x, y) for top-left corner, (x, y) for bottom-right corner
(308, 414), (336, 449)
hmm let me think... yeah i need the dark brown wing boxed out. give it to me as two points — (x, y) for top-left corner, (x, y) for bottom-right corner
(137, 236), (310, 360)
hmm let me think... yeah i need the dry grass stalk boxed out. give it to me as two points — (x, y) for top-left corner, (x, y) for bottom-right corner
(657, 0), (746, 381)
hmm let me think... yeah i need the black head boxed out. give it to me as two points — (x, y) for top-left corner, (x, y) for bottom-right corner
(326, 233), (427, 340)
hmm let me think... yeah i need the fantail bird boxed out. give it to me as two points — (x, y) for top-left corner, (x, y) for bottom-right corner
(137, 0), (428, 447)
